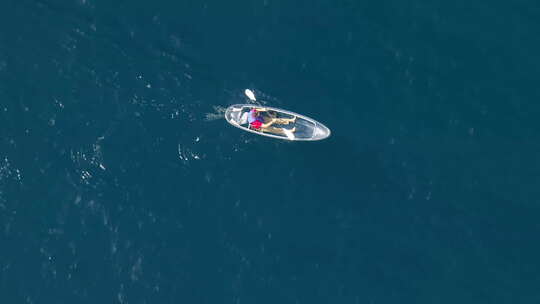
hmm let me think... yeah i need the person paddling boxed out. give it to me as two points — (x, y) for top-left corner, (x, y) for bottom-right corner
(248, 108), (296, 134)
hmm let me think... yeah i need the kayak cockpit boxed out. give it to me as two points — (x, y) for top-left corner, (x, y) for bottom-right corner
(225, 104), (330, 141)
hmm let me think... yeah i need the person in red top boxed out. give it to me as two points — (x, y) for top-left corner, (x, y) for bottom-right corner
(248, 108), (296, 135)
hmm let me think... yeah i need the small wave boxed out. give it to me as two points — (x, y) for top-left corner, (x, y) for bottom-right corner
(177, 143), (202, 164)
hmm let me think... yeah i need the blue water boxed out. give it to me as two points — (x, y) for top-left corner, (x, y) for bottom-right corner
(1, 1), (539, 303)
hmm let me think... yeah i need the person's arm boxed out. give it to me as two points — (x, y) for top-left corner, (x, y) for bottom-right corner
(261, 120), (274, 128)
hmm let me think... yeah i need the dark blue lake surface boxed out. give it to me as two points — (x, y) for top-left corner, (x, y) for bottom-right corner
(1, 0), (539, 303)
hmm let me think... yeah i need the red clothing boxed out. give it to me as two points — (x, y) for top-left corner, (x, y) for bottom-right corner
(250, 120), (262, 129)
(249, 109), (264, 129)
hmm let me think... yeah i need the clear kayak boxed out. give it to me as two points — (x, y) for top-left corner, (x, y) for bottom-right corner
(225, 104), (331, 141)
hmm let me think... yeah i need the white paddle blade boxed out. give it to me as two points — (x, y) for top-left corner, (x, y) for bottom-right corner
(245, 89), (256, 101)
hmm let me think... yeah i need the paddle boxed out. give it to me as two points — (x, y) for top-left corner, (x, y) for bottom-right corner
(245, 89), (257, 101)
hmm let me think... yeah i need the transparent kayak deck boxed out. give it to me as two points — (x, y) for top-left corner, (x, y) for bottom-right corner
(225, 104), (331, 141)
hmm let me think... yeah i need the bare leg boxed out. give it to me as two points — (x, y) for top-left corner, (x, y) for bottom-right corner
(262, 113), (295, 125)
(261, 126), (296, 135)
(261, 126), (286, 135)
(272, 117), (295, 124)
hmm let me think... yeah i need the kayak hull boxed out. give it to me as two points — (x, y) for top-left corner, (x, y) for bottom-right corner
(225, 104), (331, 141)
